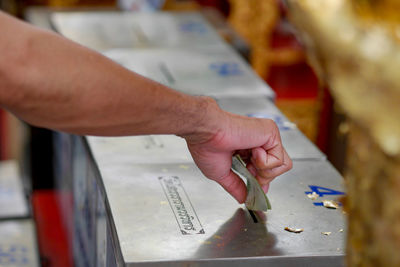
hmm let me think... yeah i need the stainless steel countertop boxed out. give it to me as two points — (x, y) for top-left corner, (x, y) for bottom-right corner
(88, 136), (346, 266)
(0, 161), (29, 219)
(0, 219), (40, 267)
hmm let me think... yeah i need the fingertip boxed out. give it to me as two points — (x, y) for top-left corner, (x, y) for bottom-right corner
(236, 193), (246, 204)
(218, 171), (247, 204)
(232, 188), (246, 204)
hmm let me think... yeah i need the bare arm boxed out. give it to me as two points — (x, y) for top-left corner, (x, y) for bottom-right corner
(0, 11), (292, 203)
(0, 11), (214, 137)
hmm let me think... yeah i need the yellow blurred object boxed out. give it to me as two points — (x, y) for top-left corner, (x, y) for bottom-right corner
(162, 0), (199, 11)
(228, 0), (316, 143)
(352, 0), (400, 24)
(288, 0), (400, 265)
(228, 0), (279, 78)
(25, 0), (115, 7)
(276, 98), (320, 142)
(228, 0), (304, 79)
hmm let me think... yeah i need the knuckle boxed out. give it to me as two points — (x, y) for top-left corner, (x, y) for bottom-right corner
(276, 156), (284, 166)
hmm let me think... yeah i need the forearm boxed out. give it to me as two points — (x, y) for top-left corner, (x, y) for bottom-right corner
(0, 12), (219, 139)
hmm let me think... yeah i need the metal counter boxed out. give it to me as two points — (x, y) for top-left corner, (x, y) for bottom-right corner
(86, 136), (346, 266)
(0, 219), (40, 266)
(0, 161), (29, 219)
(103, 48), (275, 99)
(51, 11), (228, 51)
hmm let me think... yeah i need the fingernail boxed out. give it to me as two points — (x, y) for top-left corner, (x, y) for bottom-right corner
(262, 184), (270, 193)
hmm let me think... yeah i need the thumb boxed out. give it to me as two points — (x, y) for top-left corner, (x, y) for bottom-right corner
(217, 170), (247, 204)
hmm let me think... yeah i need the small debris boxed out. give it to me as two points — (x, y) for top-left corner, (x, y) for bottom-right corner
(339, 229), (344, 233)
(243, 228), (248, 232)
(322, 232), (332, 236)
(285, 227), (304, 233)
(323, 200), (339, 209)
(337, 248), (341, 252)
(307, 192), (319, 200)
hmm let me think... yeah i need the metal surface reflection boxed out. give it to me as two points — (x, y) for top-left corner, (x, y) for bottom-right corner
(195, 208), (281, 258)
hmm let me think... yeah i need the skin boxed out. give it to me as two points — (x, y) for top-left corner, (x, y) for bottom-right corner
(0, 11), (292, 203)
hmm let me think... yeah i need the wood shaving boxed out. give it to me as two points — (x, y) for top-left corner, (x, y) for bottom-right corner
(307, 192), (319, 200)
(322, 231), (332, 236)
(285, 227), (304, 233)
(323, 200), (339, 209)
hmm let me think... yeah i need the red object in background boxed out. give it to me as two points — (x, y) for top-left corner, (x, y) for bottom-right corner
(267, 63), (319, 100)
(316, 87), (334, 154)
(270, 23), (303, 51)
(267, 18), (319, 100)
(32, 190), (73, 267)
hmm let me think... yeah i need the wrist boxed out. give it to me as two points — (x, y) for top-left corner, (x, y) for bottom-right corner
(179, 96), (223, 145)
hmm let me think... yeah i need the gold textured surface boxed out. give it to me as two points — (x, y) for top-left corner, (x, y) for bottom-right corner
(228, 0), (279, 78)
(276, 99), (320, 143)
(288, 0), (400, 156)
(228, 0), (306, 78)
(287, 0), (400, 266)
(346, 123), (400, 266)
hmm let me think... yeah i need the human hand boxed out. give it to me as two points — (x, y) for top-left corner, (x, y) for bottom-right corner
(183, 99), (292, 203)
